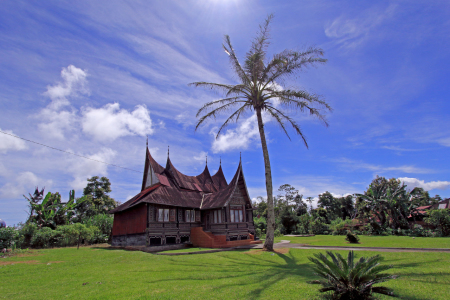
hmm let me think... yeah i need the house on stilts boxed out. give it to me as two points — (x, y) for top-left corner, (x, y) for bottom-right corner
(109, 147), (261, 249)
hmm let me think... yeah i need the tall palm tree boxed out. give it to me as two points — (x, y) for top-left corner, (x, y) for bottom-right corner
(190, 14), (331, 251)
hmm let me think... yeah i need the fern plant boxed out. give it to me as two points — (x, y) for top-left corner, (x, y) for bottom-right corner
(308, 251), (398, 299)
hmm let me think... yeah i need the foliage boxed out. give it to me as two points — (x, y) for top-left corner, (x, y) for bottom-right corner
(329, 218), (353, 235)
(30, 227), (55, 248)
(24, 188), (80, 229)
(345, 231), (360, 243)
(56, 223), (96, 249)
(297, 214), (312, 234)
(82, 214), (113, 243)
(318, 192), (355, 221)
(425, 209), (450, 236)
(310, 217), (328, 235)
(308, 251), (398, 299)
(356, 176), (411, 230)
(0, 227), (18, 249)
(74, 176), (117, 222)
(191, 14), (330, 251)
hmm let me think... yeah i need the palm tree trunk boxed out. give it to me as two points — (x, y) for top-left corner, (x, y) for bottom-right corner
(256, 108), (275, 251)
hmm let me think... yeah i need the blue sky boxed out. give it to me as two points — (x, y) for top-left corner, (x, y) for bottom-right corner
(1, 0), (450, 225)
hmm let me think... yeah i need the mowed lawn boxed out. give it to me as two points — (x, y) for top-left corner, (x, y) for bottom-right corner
(276, 235), (450, 249)
(1, 245), (450, 299)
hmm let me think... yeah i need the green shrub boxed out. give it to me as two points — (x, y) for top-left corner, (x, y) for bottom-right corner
(274, 228), (282, 237)
(345, 231), (360, 244)
(311, 217), (328, 235)
(31, 227), (54, 248)
(308, 251), (398, 299)
(17, 223), (38, 248)
(426, 209), (450, 236)
(0, 227), (18, 249)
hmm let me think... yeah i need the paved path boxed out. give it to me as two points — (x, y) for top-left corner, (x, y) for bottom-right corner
(236, 240), (450, 253)
(156, 240), (450, 255)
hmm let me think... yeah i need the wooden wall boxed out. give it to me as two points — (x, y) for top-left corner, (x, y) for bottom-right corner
(112, 203), (147, 236)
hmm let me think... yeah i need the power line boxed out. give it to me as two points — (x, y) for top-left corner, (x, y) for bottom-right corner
(0, 130), (142, 174)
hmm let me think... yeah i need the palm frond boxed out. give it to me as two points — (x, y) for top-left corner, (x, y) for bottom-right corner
(196, 97), (247, 117)
(265, 105), (308, 148)
(195, 101), (248, 131)
(215, 104), (252, 138)
(223, 35), (250, 84)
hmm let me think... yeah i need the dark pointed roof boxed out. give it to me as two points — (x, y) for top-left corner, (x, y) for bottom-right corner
(111, 148), (252, 214)
(211, 165), (228, 191)
(141, 148), (165, 191)
(201, 161), (251, 210)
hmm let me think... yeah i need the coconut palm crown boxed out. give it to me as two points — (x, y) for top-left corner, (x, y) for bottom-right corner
(308, 251), (398, 299)
(190, 14), (331, 251)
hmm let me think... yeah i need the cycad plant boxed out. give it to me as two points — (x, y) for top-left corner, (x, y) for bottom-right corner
(308, 251), (398, 299)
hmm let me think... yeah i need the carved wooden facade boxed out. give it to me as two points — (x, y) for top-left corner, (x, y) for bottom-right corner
(110, 148), (255, 247)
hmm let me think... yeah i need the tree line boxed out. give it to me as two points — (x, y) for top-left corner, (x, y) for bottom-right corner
(0, 176), (118, 250)
(253, 176), (450, 238)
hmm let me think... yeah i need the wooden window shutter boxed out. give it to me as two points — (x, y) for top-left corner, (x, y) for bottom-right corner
(169, 209), (176, 222)
(195, 211), (201, 222)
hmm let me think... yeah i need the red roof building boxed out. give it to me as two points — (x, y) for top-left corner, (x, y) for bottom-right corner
(110, 147), (258, 248)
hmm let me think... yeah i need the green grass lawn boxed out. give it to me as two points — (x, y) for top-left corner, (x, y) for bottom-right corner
(1, 245), (450, 299)
(160, 247), (217, 253)
(275, 235), (450, 248)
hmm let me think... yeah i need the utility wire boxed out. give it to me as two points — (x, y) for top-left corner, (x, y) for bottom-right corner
(0, 130), (142, 174)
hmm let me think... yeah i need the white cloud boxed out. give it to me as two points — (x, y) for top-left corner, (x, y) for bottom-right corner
(39, 65), (89, 139)
(335, 158), (434, 174)
(68, 148), (117, 190)
(211, 114), (269, 153)
(0, 128), (27, 153)
(325, 4), (396, 48)
(81, 103), (153, 141)
(399, 177), (450, 191)
(38, 108), (77, 140)
(193, 151), (208, 162)
(0, 171), (52, 199)
(44, 65), (89, 110)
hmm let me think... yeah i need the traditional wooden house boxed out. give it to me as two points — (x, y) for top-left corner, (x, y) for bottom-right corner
(110, 147), (259, 248)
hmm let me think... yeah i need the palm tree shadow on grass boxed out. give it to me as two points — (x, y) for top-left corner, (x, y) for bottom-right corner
(130, 250), (316, 299)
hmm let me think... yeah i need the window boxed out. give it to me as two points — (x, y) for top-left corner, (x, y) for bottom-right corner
(230, 208), (244, 223)
(158, 208), (170, 222)
(185, 210), (197, 222)
(213, 210), (222, 223)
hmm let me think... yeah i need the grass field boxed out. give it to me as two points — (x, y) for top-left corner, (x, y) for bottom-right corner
(1, 244), (450, 299)
(275, 235), (450, 248)
(160, 247), (216, 253)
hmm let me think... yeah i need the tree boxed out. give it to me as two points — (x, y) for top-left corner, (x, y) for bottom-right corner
(356, 176), (411, 230)
(308, 251), (398, 299)
(191, 14), (331, 250)
(426, 209), (450, 236)
(75, 176), (117, 222)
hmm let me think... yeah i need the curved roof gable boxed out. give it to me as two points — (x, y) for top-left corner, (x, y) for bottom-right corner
(201, 161), (251, 210)
(211, 165), (228, 190)
(141, 148), (165, 191)
(165, 158), (216, 193)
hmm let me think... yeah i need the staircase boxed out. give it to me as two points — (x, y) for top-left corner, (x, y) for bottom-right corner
(190, 227), (262, 248)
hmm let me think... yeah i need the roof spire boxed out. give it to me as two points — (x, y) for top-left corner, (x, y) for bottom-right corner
(240, 152), (242, 162)
(146, 135), (148, 148)
(206, 154), (208, 166)
(167, 145), (170, 158)
(220, 156), (221, 166)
